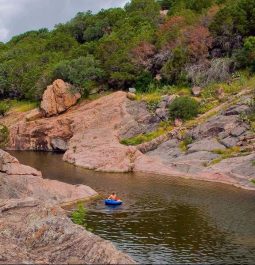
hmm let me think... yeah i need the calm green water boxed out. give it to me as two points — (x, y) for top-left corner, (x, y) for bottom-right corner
(10, 151), (255, 264)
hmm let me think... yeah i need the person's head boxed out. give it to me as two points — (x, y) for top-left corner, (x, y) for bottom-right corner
(112, 192), (116, 195)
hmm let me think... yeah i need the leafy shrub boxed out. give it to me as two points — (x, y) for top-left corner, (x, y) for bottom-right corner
(0, 101), (11, 116)
(135, 71), (154, 92)
(0, 124), (9, 148)
(71, 203), (88, 228)
(237, 36), (255, 70)
(169, 96), (199, 120)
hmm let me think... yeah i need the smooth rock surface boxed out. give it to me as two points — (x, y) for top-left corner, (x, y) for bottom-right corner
(187, 138), (226, 153)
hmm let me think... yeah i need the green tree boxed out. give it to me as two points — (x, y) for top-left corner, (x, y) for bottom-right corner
(161, 47), (188, 84)
(53, 55), (105, 96)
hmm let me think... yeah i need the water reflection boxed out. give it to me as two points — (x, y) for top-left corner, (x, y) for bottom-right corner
(10, 151), (255, 264)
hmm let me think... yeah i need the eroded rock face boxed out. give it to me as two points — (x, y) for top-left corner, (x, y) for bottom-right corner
(7, 117), (73, 151)
(3, 91), (159, 172)
(0, 149), (97, 204)
(0, 203), (135, 264)
(41, 79), (81, 117)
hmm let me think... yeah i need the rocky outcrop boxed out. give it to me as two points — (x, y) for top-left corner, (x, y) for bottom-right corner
(0, 149), (97, 204)
(142, 98), (255, 190)
(0, 202), (134, 264)
(3, 91), (159, 171)
(41, 79), (81, 117)
(63, 92), (156, 172)
(0, 150), (135, 264)
(1, 90), (255, 190)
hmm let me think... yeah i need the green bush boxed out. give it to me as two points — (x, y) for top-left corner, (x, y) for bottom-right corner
(135, 71), (154, 92)
(169, 96), (199, 120)
(71, 203), (88, 228)
(0, 101), (11, 116)
(0, 124), (9, 148)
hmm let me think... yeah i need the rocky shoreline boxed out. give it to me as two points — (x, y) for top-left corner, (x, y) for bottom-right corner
(1, 80), (255, 191)
(0, 149), (135, 264)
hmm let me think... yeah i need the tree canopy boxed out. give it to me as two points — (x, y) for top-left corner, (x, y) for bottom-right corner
(0, 0), (255, 100)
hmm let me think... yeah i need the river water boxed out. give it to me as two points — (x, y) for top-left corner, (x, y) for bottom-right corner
(10, 151), (255, 264)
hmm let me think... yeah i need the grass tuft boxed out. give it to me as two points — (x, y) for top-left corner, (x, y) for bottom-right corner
(120, 122), (173, 146)
(9, 100), (38, 112)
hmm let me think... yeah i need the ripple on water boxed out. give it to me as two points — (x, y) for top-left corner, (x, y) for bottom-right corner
(9, 151), (255, 264)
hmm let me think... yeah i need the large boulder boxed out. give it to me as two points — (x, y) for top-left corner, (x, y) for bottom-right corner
(41, 79), (81, 117)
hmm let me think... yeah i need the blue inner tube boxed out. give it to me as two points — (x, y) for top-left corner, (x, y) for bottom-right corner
(105, 199), (123, 206)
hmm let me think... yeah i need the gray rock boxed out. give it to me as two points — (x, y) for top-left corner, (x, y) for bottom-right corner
(231, 126), (247, 137)
(160, 95), (178, 107)
(158, 139), (179, 149)
(148, 142), (182, 162)
(190, 115), (239, 140)
(157, 101), (168, 109)
(155, 108), (168, 120)
(119, 100), (160, 139)
(224, 105), (250, 116)
(169, 163), (203, 174)
(188, 138), (226, 153)
(172, 151), (219, 163)
(209, 154), (255, 178)
(220, 137), (239, 148)
(218, 131), (230, 140)
(51, 138), (68, 151)
(192, 86), (202, 97)
(129, 87), (136, 93)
